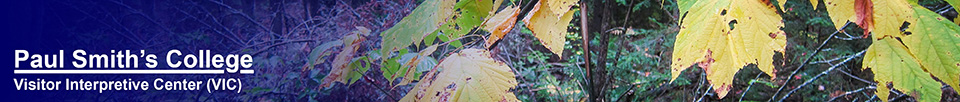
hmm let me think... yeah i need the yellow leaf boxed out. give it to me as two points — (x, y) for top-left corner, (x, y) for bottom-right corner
(400, 49), (519, 102)
(319, 27), (370, 89)
(522, 0), (578, 57)
(869, 0), (912, 38)
(544, 0), (577, 16)
(822, 0), (855, 30)
(778, 0), (787, 11)
(482, 6), (521, 47)
(671, 0), (786, 98)
(810, 0), (819, 10)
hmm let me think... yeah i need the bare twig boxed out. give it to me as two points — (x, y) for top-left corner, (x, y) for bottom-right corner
(837, 68), (876, 85)
(696, 85), (714, 102)
(809, 50), (864, 64)
(769, 22), (852, 102)
(615, 84), (637, 101)
(833, 31), (862, 40)
(827, 86), (876, 102)
(776, 50), (865, 102)
(361, 73), (398, 101)
(738, 74), (764, 102)
(936, 5), (953, 15)
(887, 94), (908, 102)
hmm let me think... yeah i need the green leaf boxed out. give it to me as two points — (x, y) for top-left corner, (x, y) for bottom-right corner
(437, 0), (496, 43)
(345, 56), (370, 85)
(380, 0), (503, 86)
(380, 0), (456, 60)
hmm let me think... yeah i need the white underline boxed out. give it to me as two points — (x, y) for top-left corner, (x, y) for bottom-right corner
(13, 70), (255, 74)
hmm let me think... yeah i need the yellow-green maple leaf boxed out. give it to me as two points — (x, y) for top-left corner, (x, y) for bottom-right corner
(670, 0), (787, 98)
(863, 1), (960, 101)
(522, 0), (579, 57)
(822, 0), (960, 101)
(436, 0), (496, 46)
(380, 0), (501, 86)
(864, 39), (942, 102)
(400, 49), (519, 102)
(380, 0), (455, 60)
(901, 4), (960, 96)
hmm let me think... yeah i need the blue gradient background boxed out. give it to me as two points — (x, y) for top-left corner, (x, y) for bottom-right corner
(1, 0), (292, 101)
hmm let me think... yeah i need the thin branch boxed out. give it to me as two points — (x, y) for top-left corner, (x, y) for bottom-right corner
(808, 55), (845, 64)
(738, 74), (764, 102)
(769, 22), (852, 102)
(827, 86), (876, 102)
(777, 50), (866, 102)
(615, 84), (638, 101)
(696, 85), (714, 102)
(809, 50), (864, 64)
(866, 94), (877, 102)
(361, 72), (398, 101)
(937, 5), (953, 15)
(887, 94), (908, 102)
(837, 68), (876, 85)
(833, 30), (862, 40)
